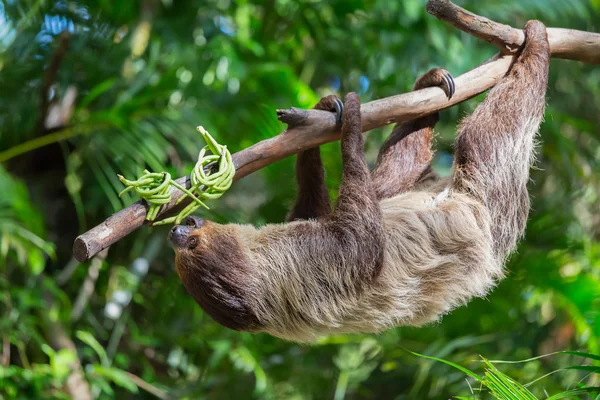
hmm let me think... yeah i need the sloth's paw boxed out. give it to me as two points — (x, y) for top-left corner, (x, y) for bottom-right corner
(414, 68), (455, 100)
(314, 94), (343, 125)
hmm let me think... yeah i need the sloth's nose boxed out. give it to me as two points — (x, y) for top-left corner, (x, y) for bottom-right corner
(171, 225), (187, 237)
(169, 225), (191, 248)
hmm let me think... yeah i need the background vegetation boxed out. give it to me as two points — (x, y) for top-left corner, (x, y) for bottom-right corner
(1, 0), (599, 399)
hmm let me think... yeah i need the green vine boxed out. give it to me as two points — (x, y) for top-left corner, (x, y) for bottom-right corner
(117, 126), (235, 225)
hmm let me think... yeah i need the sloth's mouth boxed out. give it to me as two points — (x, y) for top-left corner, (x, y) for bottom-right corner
(168, 216), (204, 248)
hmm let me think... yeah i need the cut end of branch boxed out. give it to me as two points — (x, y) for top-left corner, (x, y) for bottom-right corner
(73, 236), (92, 263)
(276, 107), (309, 127)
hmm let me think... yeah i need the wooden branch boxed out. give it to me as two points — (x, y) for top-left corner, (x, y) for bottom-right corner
(427, 0), (600, 63)
(73, 1), (600, 262)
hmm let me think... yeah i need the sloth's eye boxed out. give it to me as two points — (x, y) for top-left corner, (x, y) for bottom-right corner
(188, 236), (198, 249)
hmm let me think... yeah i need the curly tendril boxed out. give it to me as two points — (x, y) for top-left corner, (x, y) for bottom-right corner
(117, 126), (235, 226)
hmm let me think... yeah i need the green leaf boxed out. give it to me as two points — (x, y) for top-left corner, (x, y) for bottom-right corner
(546, 387), (600, 400)
(40, 344), (56, 358)
(403, 348), (482, 382)
(559, 351), (600, 362)
(489, 350), (600, 364)
(51, 349), (78, 380)
(78, 78), (118, 109)
(566, 365), (600, 374)
(91, 365), (138, 393)
(482, 359), (537, 400)
(230, 346), (267, 393)
(76, 331), (109, 367)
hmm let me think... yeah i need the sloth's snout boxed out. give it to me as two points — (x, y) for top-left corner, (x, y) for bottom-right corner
(168, 216), (204, 249)
(169, 225), (191, 248)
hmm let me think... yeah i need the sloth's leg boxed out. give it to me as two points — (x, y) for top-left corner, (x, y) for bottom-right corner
(372, 68), (454, 199)
(328, 92), (385, 282)
(453, 21), (550, 259)
(286, 95), (342, 221)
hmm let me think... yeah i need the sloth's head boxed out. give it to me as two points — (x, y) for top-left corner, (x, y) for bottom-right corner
(168, 216), (263, 332)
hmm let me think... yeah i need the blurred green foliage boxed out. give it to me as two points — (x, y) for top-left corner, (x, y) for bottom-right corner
(0, 0), (599, 399)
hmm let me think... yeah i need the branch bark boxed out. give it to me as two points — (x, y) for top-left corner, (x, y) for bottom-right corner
(73, 0), (600, 262)
(426, 0), (600, 63)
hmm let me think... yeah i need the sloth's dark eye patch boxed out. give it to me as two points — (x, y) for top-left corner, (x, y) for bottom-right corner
(188, 236), (198, 249)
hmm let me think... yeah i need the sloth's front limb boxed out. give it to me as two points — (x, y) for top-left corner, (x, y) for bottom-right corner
(372, 68), (455, 199)
(327, 92), (385, 283)
(286, 95), (343, 221)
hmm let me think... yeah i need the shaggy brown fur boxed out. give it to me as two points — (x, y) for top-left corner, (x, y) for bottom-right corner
(170, 21), (550, 342)
(373, 67), (454, 199)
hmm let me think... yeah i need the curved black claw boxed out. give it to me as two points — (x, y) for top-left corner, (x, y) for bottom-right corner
(414, 68), (455, 100)
(441, 70), (455, 100)
(333, 97), (344, 125)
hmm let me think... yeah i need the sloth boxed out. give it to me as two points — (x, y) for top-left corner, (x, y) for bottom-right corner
(169, 20), (550, 342)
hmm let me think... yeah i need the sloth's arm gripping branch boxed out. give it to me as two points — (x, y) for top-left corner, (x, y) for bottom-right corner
(73, 0), (600, 263)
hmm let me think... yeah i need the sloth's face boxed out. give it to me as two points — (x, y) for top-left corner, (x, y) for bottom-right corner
(168, 216), (263, 331)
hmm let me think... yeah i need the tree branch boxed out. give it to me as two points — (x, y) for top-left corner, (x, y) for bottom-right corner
(73, 0), (600, 262)
(426, 0), (600, 63)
